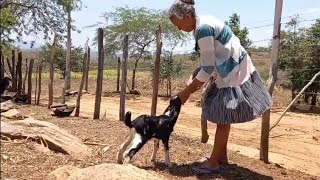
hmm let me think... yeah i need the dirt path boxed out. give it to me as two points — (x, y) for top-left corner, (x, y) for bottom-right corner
(66, 93), (320, 177)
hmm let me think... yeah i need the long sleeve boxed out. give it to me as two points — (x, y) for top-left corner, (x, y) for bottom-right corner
(194, 24), (216, 83)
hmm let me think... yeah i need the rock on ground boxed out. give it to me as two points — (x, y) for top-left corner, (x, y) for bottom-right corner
(49, 163), (168, 180)
(1, 118), (91, 160)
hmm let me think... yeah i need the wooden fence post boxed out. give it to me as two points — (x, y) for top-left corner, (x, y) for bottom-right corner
(11, 50), (16, 91)
(36, 62), (43, 105)
(151, 25), (162, 116)
(84, 46), (90, 92)
(116, 57), (121, 92)
(17, 52), (22, 94)
(27, 59), (34, 104)
(23, 58), (28, 92)
(0, 52), (4, 79)
(93, 28), (105, 119)
(34, 65), (38, 104)
(75, 50), (88, 117)
(119, 35), (129, 121)
(48, 33), (58, 108)
(260, 0), (283, 163)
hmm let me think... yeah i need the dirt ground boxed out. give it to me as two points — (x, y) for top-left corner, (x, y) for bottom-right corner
(1, 104), (319, 180)
(1, 77), (320, 179)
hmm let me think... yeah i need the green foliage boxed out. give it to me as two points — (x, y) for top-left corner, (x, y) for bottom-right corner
(39, 43), (84, 73)
(92, 6), (189, 58)
(279, 16), (320, 103)
(0, 0), (83, 47)
(225, 13), (252, 54)
(150, 50), (182, 81)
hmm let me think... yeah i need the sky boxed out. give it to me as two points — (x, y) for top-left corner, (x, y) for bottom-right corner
(17, 0), (320, 53)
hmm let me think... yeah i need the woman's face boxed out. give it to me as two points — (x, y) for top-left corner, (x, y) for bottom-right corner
(170, 15), (196, 32)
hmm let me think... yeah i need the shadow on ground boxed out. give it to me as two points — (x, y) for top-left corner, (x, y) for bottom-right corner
(139, 161), (273, 180)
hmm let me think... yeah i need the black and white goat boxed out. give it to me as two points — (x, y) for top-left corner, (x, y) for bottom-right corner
(117, 96), (182, 167)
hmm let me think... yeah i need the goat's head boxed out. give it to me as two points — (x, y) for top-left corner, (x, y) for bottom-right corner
(163, 95), (182, 116)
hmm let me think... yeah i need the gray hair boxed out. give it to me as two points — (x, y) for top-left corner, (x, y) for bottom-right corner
(168, 0), (196, 20)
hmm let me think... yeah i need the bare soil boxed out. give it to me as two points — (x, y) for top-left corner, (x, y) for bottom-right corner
(1, 105), (318, 180)
(1, 75), (320, 179)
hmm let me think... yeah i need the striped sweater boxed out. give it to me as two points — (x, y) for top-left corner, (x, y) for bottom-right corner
(194, 15), (255, 88)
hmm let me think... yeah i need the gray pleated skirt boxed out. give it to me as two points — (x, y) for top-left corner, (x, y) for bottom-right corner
(203, 71), (272, 125)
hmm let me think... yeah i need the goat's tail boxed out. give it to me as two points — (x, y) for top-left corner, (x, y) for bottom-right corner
(124, 111), (133, 128)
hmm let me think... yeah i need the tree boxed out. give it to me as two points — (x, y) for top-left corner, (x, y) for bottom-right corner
(58, 0), (83, 91)
(0, 0), (81, 47)
(225, 13), (252, 54)
(279, 16), (320, 105)
(93, 6), (189, 91)
(150, 50), (182, 96)
(39, 43), (84, 74)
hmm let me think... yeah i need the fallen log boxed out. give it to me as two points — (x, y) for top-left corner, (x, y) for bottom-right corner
(1, 118), (91, 159)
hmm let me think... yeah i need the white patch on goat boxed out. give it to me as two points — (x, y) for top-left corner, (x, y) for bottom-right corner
(150, 139), (159, 162)
(164, 110), (170, 116)
(123, 131), (142, 163)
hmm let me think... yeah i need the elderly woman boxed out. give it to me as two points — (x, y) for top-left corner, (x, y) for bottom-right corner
(168, 0), (273, 176)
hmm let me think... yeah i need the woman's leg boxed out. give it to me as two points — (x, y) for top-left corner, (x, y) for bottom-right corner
(205, 124), (231, 168)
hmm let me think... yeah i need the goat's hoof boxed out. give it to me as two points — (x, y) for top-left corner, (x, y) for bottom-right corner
(165, 162), (172, 168)
(123, 156), (131, 164)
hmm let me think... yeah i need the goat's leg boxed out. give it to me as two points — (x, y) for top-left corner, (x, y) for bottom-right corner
(150, 139), (160, 162)
(117, 128), (135, 164)
(162, 138), (172, 167)
(123, 132), (147, 164)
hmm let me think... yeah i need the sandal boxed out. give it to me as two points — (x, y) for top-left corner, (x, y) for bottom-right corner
(192, 163), (223, 176)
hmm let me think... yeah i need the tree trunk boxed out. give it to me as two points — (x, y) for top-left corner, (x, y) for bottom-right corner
(11, 50), (16, 91)
(17, 52), (23, 94)
(64, 10), (72, 92)
(27, 59), (34, 104)
(93, 28), (104, 120)
(131, 58), (139, 91)
(311, 90), (317, 106)
(36, 62), (43, 105)
(48, 33), (58, 108)
(23, 58), (28, 93)
(6, 57), (12, 79)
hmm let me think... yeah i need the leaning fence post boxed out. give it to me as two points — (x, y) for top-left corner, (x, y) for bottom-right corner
(93, 28), (105, 119)
(36, 62), (43, 105)
(48, 33), (58, 108)
(119, 35), (129, 121)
